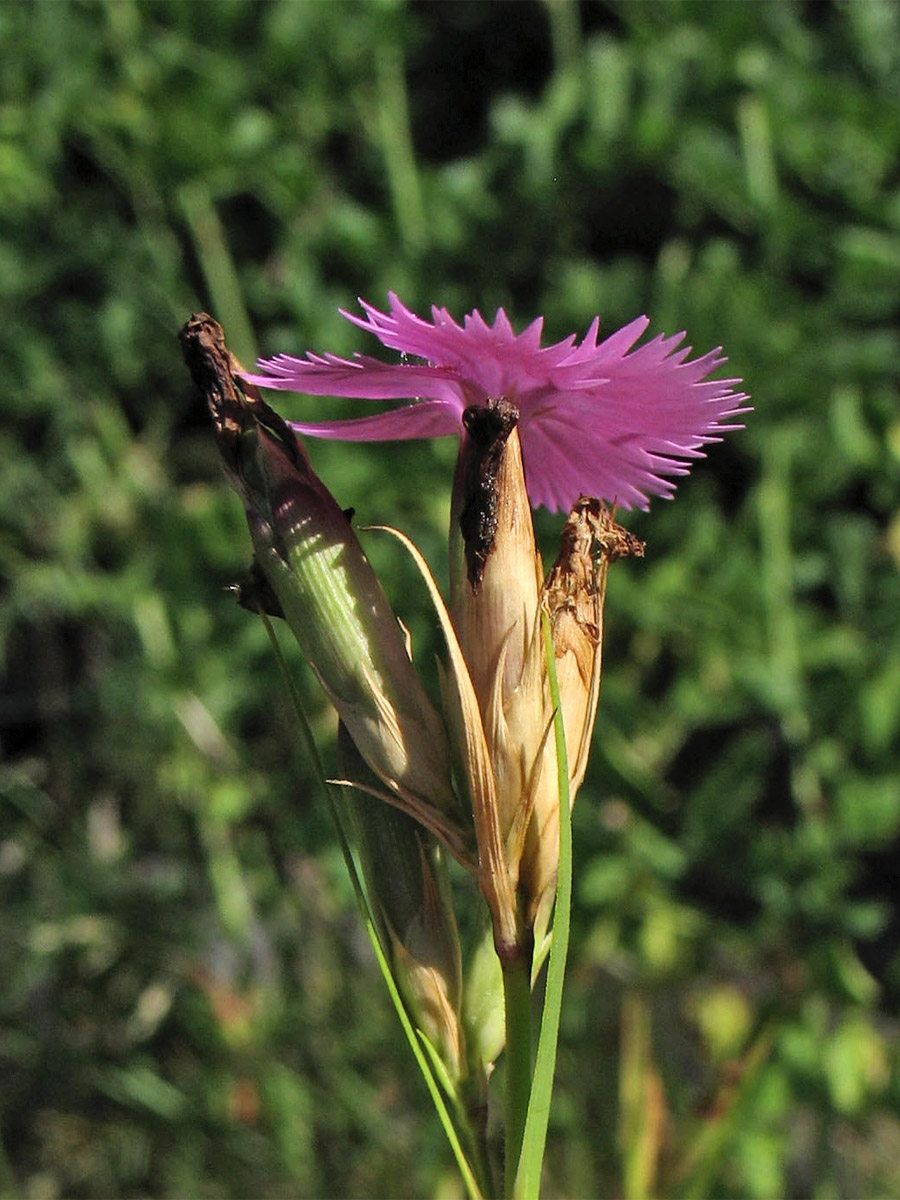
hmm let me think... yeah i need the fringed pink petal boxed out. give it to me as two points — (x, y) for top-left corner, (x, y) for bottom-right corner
(246, 293), (750, 512)
(242, 354), (466, 408)
(288, 399), (461, 442)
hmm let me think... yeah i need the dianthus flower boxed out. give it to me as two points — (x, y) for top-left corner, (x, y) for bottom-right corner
(242, 292), (749, 512)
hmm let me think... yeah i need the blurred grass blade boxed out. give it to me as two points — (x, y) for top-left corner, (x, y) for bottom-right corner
(619, 989), (664, 1200)
(178, 180), (257, 366)
(671, 1021), (777, 1200)
(513, 612), (573, 1200)
(374, 38), (427, 252)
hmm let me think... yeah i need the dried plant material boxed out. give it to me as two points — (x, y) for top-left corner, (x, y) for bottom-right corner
(449, 421), (550, 947)
(181, 313), (469, 856)
(367, 521), (520, 961)
(544, 498), (645, 792)
(522, 499), (645, 936)
(458, 399), (520, 590)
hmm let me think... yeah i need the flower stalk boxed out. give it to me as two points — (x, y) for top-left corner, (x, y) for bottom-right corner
(502, 951), (533, 1199)
(448, 402), (548, 961)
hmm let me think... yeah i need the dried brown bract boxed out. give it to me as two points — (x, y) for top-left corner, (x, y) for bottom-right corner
(458, 398), (520, 590)
(522, 499), (645, 937)
(543, 499), (644, 695)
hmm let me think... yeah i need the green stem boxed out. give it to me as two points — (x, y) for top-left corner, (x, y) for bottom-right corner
(465, 1084), (495, 1200)
(502, 950), (534, 1200)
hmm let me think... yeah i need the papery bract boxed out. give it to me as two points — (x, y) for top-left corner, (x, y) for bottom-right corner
(243, 293), (750, 513)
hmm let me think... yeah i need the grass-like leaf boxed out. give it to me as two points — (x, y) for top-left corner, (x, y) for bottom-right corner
(513, 611), (574, 1200)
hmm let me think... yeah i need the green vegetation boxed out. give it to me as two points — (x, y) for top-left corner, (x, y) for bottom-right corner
(3, 1), (900, 1195)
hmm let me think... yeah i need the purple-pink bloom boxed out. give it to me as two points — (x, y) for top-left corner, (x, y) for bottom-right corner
(242, 293), (750, 512)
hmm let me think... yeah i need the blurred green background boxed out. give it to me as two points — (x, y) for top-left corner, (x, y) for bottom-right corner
(3, 0), (900, 1196)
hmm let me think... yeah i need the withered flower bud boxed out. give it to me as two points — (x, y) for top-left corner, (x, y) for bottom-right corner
(448, 402), (644, 949)
(180, 314), (471, 864)
(449, 401), (552, 951)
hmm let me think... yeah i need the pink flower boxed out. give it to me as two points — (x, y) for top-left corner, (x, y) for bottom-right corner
(242, 293), (750, 512)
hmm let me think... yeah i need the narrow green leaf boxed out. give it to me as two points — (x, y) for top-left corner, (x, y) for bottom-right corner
(514, 612), (573, 1200)
(502, 953), (533, 1200)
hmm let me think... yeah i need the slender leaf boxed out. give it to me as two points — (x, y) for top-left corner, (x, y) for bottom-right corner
(514, 612), (573, 1200)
